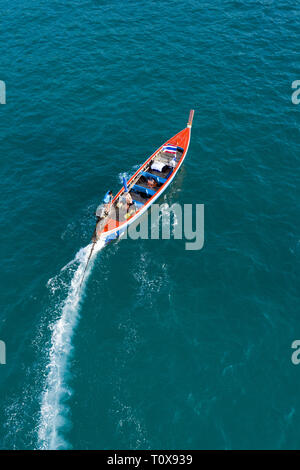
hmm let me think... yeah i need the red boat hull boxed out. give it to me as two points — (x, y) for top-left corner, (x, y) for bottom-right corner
(96, 111), (194, 242)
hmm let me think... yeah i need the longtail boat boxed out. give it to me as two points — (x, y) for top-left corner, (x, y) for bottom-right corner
(93, 110), (194, 244)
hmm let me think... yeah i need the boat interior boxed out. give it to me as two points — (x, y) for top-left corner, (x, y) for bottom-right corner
(111, 146), (184, 223)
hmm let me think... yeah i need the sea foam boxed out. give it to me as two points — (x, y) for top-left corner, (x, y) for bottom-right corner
(37, 241), (105, 450)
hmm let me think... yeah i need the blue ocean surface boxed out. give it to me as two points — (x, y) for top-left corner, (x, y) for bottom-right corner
(0, 0), (299, 450)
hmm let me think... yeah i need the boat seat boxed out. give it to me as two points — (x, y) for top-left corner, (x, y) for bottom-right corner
(132, 184), (156, 197)
(141, 171), (166, 185)
(147, 166), (173, 179)
(135, 176), (162, 190)
(132, 199), (144, 208)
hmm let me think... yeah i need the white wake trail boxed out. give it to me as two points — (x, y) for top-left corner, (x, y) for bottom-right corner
(37, 240), (105, 450)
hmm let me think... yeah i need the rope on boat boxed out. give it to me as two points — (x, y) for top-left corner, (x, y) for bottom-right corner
(78, 240), (97, 291)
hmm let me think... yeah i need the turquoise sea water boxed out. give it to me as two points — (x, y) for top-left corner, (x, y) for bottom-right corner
(0, 0), (299, 450)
